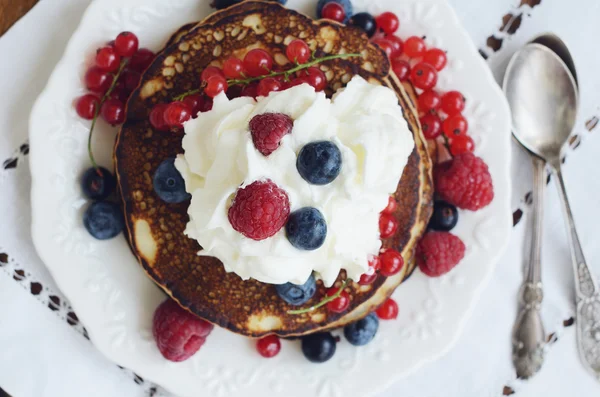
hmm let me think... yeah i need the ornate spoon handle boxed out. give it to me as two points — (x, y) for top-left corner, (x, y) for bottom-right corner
(512, 156), (547, 379)
(553, 165), (600, 378)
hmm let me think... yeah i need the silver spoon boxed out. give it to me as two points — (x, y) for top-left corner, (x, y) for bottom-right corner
(530, 33), (578, 87)
(504, 42), (600, 379)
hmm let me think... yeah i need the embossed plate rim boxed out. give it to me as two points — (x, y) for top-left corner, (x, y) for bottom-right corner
(29, 0), (512, 396)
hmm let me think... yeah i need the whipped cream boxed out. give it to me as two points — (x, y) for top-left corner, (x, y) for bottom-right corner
(175, 76), (414, 287)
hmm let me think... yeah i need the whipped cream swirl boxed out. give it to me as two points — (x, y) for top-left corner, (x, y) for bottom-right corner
(175, 76), (414, 287)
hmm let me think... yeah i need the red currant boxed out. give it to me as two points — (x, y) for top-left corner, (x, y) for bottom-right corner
(283, 77), (308, 90)
(404, 36), (426, 58)
(201, 66), (225, 83)
(423, 48), (447, 71)
(100, 98), (125, 125)
(95, 46), (121, 72)
(376, 12), (400, 35)
(227, 85), (243, 99)
(243, 49), (273, 77)
(358, 272), (378, 286)
(376, 298), (399, 320)
(449, 134), (475, 156)
(358, 256), (381, 285)
(120, 69), (141, 93)
(200, 97), (214, 112)
(241, 82), (259, 98)
(326, 288), (350, 313)
(129, 48), (155, 72)
(420, 113), (442, 139)
(321, 2), (346, 23)
(418, 90), (441, 112)
(369, 255), (381, 271)
(85, 66), (113, 94)
(443, 114), (468, 136)
(385, 35), (404, 57)
(382, 196), (398, 214)
(183, 94), (209, 117)
(410, 62), (438, 90)
(286, 39), (311, 64)
(75, 94), (100, 120)
(163, 101), (192, 128)
(149, 104), (170, 131)
(256, 335), (281, 358)
(257, 77), (283, 97)
(392, 60), (410, 81)
(372, 38), (395, 58)
(114, 31), (139, 57)
(223, 57), (245, 79)
(205, 75), (228, 98)
(379, 213), (398, 239)
(299, 67), (327, 91)
(440, 91), (466, 115)
(379, 249), (404, 277)
(109, 82), (129, 103)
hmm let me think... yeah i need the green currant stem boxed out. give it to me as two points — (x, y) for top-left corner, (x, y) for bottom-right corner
(441, 133), (451, 152)
(287, 279), (349, 315)
(173, 53), (361, 101)
(174, 88), (201, 101)
(228, 53), (361, 86)
(87, 108), (101, 171)
(88, 59), (129, 172)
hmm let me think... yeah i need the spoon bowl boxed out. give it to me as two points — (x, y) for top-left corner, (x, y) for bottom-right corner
(503, 43), (578, 165)
(530, 33), (578, 86)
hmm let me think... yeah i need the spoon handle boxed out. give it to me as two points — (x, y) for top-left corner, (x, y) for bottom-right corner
(553, 165), (600, 378)
(512, 156), (546, 379)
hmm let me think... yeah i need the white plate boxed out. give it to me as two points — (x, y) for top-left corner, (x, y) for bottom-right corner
(29, 0), (512, 396)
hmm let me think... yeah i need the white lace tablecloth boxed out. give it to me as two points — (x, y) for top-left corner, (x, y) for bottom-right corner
(1, 0), (600, 396)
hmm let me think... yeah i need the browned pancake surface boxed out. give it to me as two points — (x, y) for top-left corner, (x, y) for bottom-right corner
(115, 1), (432, 337)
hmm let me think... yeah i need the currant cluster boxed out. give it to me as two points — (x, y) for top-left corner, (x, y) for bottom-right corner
(317, 3), (474, 158)
(148, 39), (339, 132)
(76, 32), (154, 125)
(370, 17), (473, 157)
(74, 31), (156, 240)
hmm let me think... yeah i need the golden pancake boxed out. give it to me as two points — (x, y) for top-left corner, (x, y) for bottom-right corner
(115, 1), (433, 337)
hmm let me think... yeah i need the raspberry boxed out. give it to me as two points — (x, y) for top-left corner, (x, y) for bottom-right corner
(434, 153), (494, 211)
(228, 180), (290, 240)
(417, 232), (466, 277)
(152, 299), (214, 362)
(249, 113), (294, 156)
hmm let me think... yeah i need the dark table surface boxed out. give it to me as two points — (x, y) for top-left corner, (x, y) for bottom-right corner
(0, 0), (38, 36)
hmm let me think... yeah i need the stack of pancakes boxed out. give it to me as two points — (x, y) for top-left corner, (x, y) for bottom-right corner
(115, 1), (433, 338)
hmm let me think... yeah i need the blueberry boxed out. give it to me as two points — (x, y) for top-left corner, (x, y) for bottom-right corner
(286, 207), (327, 250)
(317, 0), (353, 23)
(276, 274), (317, 305)
(297, 141), (342, 185)
(429, 200), (459, 231)
(301, 332), (337, 363)
(343, 313), (379, 346)
(81, 167), (116, 200)
(83, 201), (125, 240)
(153, 158), (190, 204)
(349, 12), (377, 38)
(212, 0), (244, 10)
